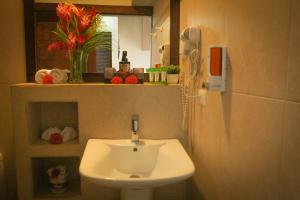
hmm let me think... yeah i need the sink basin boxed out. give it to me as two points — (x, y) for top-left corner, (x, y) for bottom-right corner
(79, 139), (195, 189)
(106, 140), (165, 175)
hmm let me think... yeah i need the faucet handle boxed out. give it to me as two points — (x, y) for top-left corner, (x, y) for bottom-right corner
(132, 115), (139, 133)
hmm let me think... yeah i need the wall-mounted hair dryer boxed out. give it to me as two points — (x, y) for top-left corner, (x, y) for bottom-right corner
(180, 27), (201, 58)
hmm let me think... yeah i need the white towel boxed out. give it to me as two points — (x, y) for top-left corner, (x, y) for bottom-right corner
(35, 69), (51, 84)
(63, 69), (70, 82)
(50, 69), (69, 84)
(41, 127), (62, 141)
(35, 69), (69, 84)
(61, 127), (77, 142)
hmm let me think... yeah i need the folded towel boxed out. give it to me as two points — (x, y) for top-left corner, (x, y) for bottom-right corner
(35, 69), (69, 84)
(50, 69), (69, 84)
(35, 69), (51, 84)
(61, 127), (77, 142)
(41, 127), (62, 141)
(41, 126), (77, 142)
(63, 69), (70, 82)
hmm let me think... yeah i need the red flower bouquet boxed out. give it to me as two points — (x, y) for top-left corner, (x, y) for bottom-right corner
(48, 3), (110, 83)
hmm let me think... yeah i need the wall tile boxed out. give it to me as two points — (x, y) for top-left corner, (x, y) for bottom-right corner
(180, 0), (226, 84)
(220, 93), (284, 200)
(0, 0), (26, 84)
(286, 0), (300, 102)
(189, 92), (225, 200)
(154, 182), (186, 200)
(0, 84), (17, 200)
(226, 0), (290, 99)
(279, 102), (300, 200)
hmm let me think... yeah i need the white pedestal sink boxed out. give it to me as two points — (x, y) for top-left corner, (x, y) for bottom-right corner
(79, 139), (195, 200)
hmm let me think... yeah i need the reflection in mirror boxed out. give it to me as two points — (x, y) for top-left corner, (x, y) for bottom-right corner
(25, 0), (179, 82)
(36, 15), (152, 73)
(151, 0), (170, 67)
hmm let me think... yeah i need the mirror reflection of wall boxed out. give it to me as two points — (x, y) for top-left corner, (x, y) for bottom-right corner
(151, 0), (170, 67)
(101, 15), (152, 72)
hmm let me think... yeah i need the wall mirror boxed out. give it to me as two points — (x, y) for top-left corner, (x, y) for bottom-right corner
(24, 0), (180, 82)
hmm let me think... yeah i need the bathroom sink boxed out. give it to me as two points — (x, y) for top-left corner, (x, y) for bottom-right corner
(79, 139), (195, 188)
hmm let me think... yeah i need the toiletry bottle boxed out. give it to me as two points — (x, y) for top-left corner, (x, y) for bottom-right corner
(119, 51), (130, 73)
(104, 68), (116, 84)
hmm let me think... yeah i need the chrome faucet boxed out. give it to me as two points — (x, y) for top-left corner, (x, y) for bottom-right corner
(131, 115), (139, 143)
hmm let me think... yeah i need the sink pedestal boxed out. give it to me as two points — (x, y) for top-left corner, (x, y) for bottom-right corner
(121, 188), (153, 200)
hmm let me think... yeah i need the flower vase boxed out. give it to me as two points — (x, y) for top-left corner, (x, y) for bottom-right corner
(69, 50), (88, 83)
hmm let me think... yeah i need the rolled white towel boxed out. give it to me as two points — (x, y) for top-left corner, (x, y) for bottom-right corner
(41, 127), (62, 141)
(63, 69), (70, 82)
(35, 69), (51, 84)
(50, 69), (69, 84)
(61, 127), (77, 142)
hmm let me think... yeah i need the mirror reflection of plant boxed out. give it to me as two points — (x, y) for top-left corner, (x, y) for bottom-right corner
(165, 65), (180, 74)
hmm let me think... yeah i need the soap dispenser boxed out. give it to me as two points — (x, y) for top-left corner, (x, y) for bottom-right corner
(119, 51), (130, 73)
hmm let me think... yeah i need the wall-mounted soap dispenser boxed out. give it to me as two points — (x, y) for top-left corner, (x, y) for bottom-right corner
(206, 46), (227, 92)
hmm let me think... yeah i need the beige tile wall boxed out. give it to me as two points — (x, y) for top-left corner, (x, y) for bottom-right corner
(181, 0), (300, 199)
(0, 0), (26, 199)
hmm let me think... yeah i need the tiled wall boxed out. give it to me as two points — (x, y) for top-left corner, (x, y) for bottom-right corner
(0, 0), (26, 199)
(181, 0), (300, 199)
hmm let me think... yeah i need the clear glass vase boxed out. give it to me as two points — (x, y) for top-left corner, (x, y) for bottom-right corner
(69, 49), (88, 83)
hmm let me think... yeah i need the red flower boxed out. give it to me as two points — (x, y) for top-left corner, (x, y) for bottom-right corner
(50, 133), (63, 144)
(77, 35), (86, 45)
(56, 3), (71, 22)
(125, 75), (138, 84)
(79, 14), (91, 30)
(70, 4), (79, 16)
(111, 76), (123, 84)
(78, 6), (97, 31)
(67, 32), (76, 49)
(48, 41), (66, 51)
(42, 74), (54, 84)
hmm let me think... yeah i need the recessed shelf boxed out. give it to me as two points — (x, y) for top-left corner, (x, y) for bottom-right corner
(32, 157), (81, 199)
(27, 102), (79, 144)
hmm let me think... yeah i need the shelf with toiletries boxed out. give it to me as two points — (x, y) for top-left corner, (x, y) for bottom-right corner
(32, 157), (81, 200)
(27, 102), (79, 145)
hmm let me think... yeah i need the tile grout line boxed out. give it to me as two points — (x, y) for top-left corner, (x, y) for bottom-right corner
(231, 91), (300, 104)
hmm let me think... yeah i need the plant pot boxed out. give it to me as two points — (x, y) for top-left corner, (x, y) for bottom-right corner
(149, 72), (155, 82)
(154, 71), (160, 82)
(161, 71), (167, 82)
(167, 74), (179, 84)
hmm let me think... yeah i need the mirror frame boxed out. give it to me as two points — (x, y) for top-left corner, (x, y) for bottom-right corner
(24, 0), (180, 82)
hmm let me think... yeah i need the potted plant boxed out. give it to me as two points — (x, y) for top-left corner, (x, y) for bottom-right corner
(166, 65), (180, 84)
